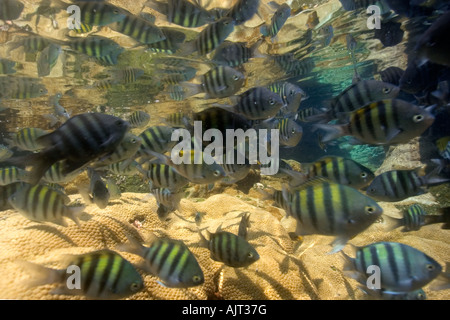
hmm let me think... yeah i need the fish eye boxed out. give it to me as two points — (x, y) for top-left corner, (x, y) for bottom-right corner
(365, 206), (375, 213)
(413, 114), (424, 123)
(426, 264), (435, 271)
(114, 9), (119, 14)
(213, 170), (221, 176)
(115, 120), (124, 126)
(233, 75), (240, 81)
(131, 138), (137, 143)
(360, 172), (367, 178)
(192, 275), (202, 283)
(291, 128), (296, 134)
(383, 87), (391, 94)
(92, 8), (97, 13)
(130, 282), (141, 292)
(247, 252), (253, 258)
(269, 99), (275, 105)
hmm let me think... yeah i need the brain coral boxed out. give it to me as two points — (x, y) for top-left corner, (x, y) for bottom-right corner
(0, 190), (449, 300)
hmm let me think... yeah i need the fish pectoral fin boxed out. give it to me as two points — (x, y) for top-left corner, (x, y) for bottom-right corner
(385, 128), (402, 142)
(328, 237), (349, 254)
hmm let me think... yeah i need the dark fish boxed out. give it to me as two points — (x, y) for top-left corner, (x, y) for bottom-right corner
(366, 168), (450, 202)
(199, 225), (260, 268)
(2, 113), (130, 185)
(19, 249), (144, 299)
(37, 44), (62, 77)
(0, 182), (23, 211)
(119, 234), (204, 288)
(80, 168), (110, 209)
(0, 0), (24, 21)
(211, 40), (263, 67)
(144, 0), (214, 27)
(399, 60), (448, 94)
(315, 99), (435, 146)
(379, 66), (405, 86)
(267, 81), (307, 115)
(225, 0), (260, 26)
(281, 178), (383, 253)
(374, 20), (404, 47)
(415, 11), (450, 67)
(342, 241), (442, 293)
(9, 183), (84, 226)
(190, 106), (252, 135)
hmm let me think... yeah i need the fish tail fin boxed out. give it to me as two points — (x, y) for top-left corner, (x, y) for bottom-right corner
(312, 123), (348, 143)
(15, 260), (63, 288)
(67, 205), (85, 227)
(178, 82), (203, 99)
(117, 234), (146, 257)
(382, 214), (404, 232)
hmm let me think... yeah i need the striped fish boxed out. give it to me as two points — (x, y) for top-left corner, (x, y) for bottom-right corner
(277, 118), (303, 147)
(19, 249), (144, 299)
(0, 0), (24, 20)
(143, 163), (190, 191)
(8, 183), (84, 227)
(0, 166), (30, 186)
(296, 107), (323, 122)
(384, 203), (427, 231)
(281, 178), (383, 253)
(67, 36), (124, 65)
(150, 187), (183, 219)
(119, 234), (204, 288)
(267, 54), (315, 77)
(0, 77), (48, 99)
(260, 3), (291, 39)
(212, 40), (263, 67)
(366, 169), (450, 202)
(0, 144), (13, 161)
(7, 36), (57, 54)
(162, 111), (190, 128)
(110, 12), (166, 44)
(225, 0), (260, 26)
(137, 126), (177, 158)
(42, 160), (83, 184)
(144, 0), (213, 28)
(190, 107), (252, 135)
(181, 66), (246, 99)
(191, 17), (235, 55)
(267, 81), (307, 114)
(221, 86), (284, 120)
(436, 136), (450, 160)
(0, 182), (23, 211)
(94, 133), (141, 167)
(5, 113), (130, 186)
(199, 226), (260, 268)
(308, 80), (400, 123)
(104, 160), (142, 176)
(315, 99), (435, 145)
(379, 67), (405, 86)
(342, 241), (442, 292)
(75, 1), (127, 27)
(159, 66), (197, 85)
(145, 27), (186, 54)
(71, 22), (94, 34)
(167, 84), (186, 101)
(128, 111), (150, 129)
(4, 127), (49, 151)
(285, 156), (375, 190)
(220, 149), (251, 184)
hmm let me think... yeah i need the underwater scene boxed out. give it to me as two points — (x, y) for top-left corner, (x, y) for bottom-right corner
(0, 0), (449, 301)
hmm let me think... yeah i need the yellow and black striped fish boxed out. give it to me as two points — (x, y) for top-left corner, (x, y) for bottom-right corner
(281, 178), (383, 253)
(8, 183), (84, 226)
(0, 166), (31, 186)
(4, 127), (49, 151)
(0, 76), (48, 99)
(260, 3), (291, 40)
(315, 99), (435, 145)
(110, 12), (166, 44)
(119, 234), (204, 288)
(143, 163), (190, 191)
(342, 242), (442, 293)
(74, 1), (127, 27)
(0, 0), (24, 21)
(137, 125), (178, 158)
(19, 249), (144, 299)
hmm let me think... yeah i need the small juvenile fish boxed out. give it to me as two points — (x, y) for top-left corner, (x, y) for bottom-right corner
(119, 234), (204, 288)
(128, 110), (150, 129)
(384, 204), (450, 231)
(342, 241), (442, 293)
(79, 168), (110, 209)
(315, 99), (435, 146)
(19, 249), (144, 299)
(366, 169), (450, 202)
(199, 225), (259, 268)
(9, 183), (84, 227)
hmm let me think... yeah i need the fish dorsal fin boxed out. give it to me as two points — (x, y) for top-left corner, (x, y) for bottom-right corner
(291, 177), (333, 190)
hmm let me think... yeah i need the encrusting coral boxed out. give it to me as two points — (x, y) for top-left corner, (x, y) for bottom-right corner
(0, 190), (449, 300)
